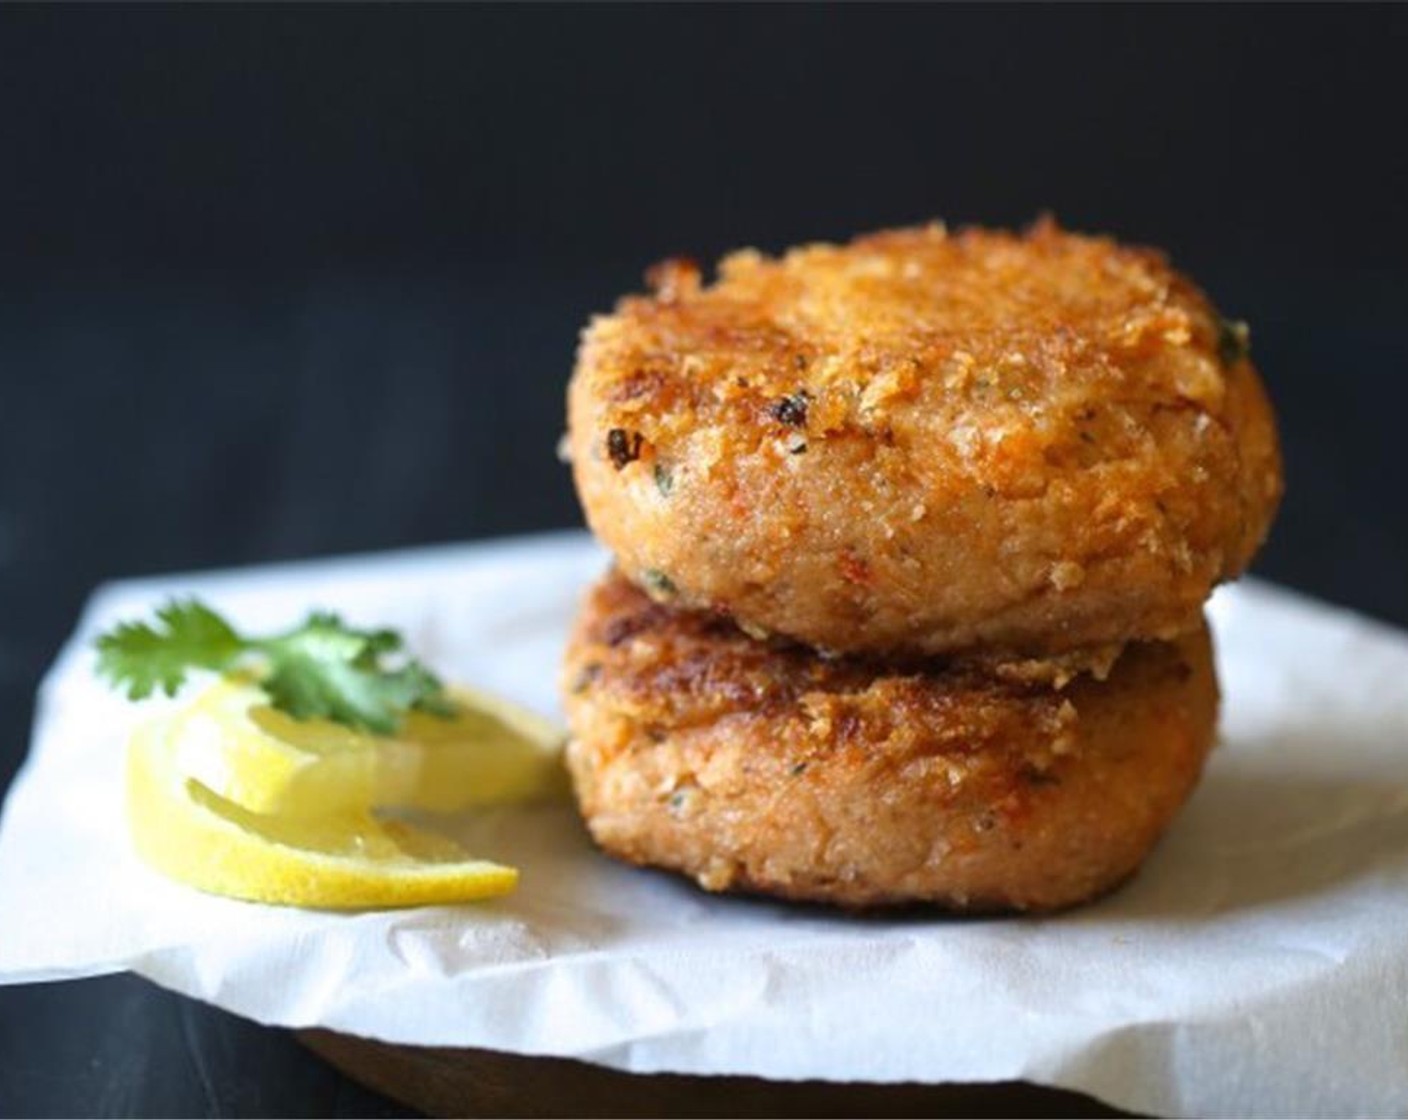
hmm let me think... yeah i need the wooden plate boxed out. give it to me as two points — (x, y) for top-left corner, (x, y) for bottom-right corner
(300, 1029), (1134, 1118)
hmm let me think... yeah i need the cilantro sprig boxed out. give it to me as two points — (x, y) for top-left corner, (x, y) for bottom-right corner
(95, 599), (454, 735)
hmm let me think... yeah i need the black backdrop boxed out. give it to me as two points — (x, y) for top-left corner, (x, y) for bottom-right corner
(2, 6), (1406, 1116)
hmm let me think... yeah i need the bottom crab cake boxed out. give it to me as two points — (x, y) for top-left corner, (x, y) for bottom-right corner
(562, 571), (1218, 912)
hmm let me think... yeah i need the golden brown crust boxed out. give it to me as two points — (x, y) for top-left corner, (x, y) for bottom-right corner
(562, 572), (1219, 911)
(567, 219), (1282, 658)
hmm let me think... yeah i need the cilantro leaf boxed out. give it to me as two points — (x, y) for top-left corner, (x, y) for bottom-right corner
(259, 612), (449, 736)
(94, 598), (452, 734)
(96, 599), (243, 699)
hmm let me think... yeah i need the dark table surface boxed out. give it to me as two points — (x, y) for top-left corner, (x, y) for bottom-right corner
(1, 977), (410, 1118)
(3, 6), (1407, 1117)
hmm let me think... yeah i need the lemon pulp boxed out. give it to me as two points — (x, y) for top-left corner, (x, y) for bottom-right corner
(167, 676), (568, 818)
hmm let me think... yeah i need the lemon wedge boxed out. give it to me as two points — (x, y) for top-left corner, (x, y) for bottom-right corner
(168, 676), (568, 819)
(126, 676), (569, 909)
(127, 718), (520, 908)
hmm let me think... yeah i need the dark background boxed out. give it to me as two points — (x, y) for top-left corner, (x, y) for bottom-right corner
(2, 6), (1405, 1116)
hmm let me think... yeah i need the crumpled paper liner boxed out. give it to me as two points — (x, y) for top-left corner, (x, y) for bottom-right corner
(2, 530), (1407, 1118)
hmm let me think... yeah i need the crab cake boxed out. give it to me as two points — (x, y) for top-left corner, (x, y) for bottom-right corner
(562, 571), (1218, 912)
(567, 220), (1281, 659)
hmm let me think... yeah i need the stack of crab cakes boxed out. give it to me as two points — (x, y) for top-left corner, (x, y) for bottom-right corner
(561, 220), (1282, 912)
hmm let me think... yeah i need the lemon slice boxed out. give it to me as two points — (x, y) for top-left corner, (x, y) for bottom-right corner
(380, 684), (571, 812)
(170, 676), (568, 819)
(128, 717), (519, 908)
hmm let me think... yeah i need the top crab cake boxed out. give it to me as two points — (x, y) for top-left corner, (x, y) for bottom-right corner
(566, 219), (1282, 659)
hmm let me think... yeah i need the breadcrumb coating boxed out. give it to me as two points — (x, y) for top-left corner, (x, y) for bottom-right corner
(563, 572), (1218, 911)
(567, 219), (1281, 657)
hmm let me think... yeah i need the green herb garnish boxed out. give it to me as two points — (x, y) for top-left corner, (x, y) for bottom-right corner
(767, 390), (810, 428)
(641, 569), (677, 597)
(1217, 317), (1251, 366)
(95, 599), (453, 735)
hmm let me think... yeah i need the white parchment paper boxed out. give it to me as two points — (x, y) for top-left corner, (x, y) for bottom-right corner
(3, 530), (1407, 1117)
